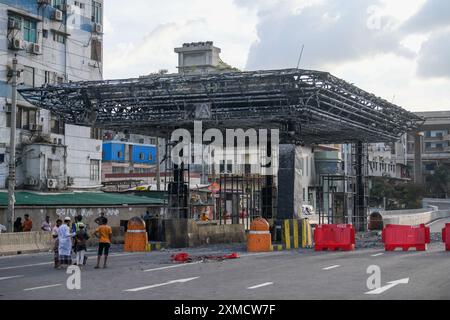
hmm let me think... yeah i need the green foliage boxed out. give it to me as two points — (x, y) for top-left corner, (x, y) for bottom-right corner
(370, 177), (426, 210)
(426, 165), (450, 198)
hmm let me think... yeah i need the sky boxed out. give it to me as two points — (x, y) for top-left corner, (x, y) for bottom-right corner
(103, 0), (450, 112)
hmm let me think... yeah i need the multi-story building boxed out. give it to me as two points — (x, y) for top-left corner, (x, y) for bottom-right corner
(0, 0), (104, 191)
(407, 111), (450, 179)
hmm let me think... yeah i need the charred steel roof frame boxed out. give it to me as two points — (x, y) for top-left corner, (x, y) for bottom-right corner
(18, 68), (424, 144)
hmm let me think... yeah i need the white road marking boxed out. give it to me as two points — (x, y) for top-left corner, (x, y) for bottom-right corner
(24, 284), (62, 291)
(322, 265), (341, 270)
(0, 262), (52, 271)
(0, 275), (24, 281)
(371, 253), (384, 257)
(124, 277), (199, 292)
(240, 252), (287, 258)
(144, 261), (203, 272)
(365, 278), (410, 295)
(247, 282), (274, 290)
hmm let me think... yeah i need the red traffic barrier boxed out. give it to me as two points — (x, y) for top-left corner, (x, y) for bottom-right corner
(382, 224), (430, 252)
(443, 224), (450, 251)
(314, 224), (355, 251)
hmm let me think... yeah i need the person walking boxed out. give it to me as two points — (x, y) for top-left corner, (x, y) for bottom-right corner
(94, 217), (112, 269)
(13, 217), (23, 232)
(22, 214), (33, 232)
(52, 219), (62, 268)
(41, 216), (52, 232)
(58, 217), (75, 269)
(74, 223), (89, 267)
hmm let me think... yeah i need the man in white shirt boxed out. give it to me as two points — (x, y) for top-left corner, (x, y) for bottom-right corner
(57, 217), (75, 268)
(41, 216), (52, 232)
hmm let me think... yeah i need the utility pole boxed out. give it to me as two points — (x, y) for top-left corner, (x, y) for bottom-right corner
(8, 56), (18, 233)
(156, 137), (161, 191)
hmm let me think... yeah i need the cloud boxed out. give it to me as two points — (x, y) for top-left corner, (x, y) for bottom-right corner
(416, 30), (450, 79)
(240, 0), (414, 71)
(402, 0), (450, 34)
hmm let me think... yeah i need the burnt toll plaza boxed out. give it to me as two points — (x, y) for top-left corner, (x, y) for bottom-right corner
(0, 0), (450, 316)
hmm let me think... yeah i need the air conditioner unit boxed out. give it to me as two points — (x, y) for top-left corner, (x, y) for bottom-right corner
(30, 43), (42, 55)
(8, 19), (21, 30)
(37, 0), (51, 5)
(47, 178), (58, 189)
(54, 9), (63, 21)
(10, 38), (24, 50)
(93, 23), (103, 34)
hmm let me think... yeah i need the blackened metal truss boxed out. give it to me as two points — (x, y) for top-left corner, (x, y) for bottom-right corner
(18, 68), (424, 144)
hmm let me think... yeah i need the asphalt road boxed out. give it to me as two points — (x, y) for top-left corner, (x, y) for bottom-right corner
(0, 233), (449, 301)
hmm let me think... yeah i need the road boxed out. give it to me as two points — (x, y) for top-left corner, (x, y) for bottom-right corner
(429, 217), (450, 233)
(0, 237), (449, 300)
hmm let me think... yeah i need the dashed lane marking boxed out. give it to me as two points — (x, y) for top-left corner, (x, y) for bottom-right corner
(143, 261), (203, 272)
(247, 282), (274, 290)
(0, 275), (24, 281)
(371, 253), (385, 257)
(23, 284), (62, 291)
(0, 262), (52, 271)
(322, 265), (341, 270)
(124, 277), (200, 292)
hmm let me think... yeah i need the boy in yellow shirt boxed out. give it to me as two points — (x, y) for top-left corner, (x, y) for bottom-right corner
(94, 217), (112, 269)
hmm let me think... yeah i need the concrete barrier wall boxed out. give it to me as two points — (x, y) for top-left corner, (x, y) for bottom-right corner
(0, 231), (53, 255)
(164, 219), (246, 248)
(381, 210), (450, 226)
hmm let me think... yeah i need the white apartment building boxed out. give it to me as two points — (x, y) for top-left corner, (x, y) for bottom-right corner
(0, 0), (104, 191)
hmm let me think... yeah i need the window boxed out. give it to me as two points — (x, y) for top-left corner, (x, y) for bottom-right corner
(50, 113), (65, 134)
(148, 153), (153, 161)
(43, 29), (48, 38)
(91, 39), (102, 62)
(45, 71), (52, 84)
(7, 106), (36, 130)
(23, 66), (35, 87)
(23, 19), (37, 43)
(117, 151), (123, 158)
(90, 160), (100, 181)
(9, 15), (37, 43)
(53, 32), (66, 44)
(92, 1), (102, 24)
(47, 159), (61, 178)
(139, 153), (145, 160)
(0, 154), (4, 164)
(52, 0), (64, 6)
(112, 167), (125, 174)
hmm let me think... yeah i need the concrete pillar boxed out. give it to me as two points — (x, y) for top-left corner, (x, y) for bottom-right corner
(414, 132), (424, 184)
(277, 145), (296, 219)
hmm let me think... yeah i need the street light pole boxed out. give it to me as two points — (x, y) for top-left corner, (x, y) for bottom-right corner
(8, 56), (18, 233)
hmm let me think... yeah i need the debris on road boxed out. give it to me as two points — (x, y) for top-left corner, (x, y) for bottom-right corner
(171, 252), (239, 263)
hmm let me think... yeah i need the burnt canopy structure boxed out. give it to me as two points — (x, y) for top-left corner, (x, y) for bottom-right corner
(18, 68), (423, 144)
(19, 68), (424, 232)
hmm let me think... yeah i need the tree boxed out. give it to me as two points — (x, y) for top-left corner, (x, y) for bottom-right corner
(426, 165), (450, 198)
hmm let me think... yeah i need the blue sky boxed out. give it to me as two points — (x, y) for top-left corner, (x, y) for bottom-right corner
(103, 0), (450, 112)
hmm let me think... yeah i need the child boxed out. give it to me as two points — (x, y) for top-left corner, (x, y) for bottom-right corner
(75, 223), (89, 267)
(94, 217), (112, 269)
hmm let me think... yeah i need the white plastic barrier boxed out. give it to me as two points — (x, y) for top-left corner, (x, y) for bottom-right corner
(0, 231), (52, 255)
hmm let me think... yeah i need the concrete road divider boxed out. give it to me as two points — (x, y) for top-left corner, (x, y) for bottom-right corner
(0, 231), (52, 255)
(280, 219), (313, 250)
(382, 224), (430, 252)
(443, 224), (450, 251)
(314, 224), (355, 252)
(124, 217), (149, 252)
(247, 218), (272, 252)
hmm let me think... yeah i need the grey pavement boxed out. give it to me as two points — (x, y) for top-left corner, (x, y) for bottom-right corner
(0, 225), (449, 300)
